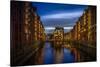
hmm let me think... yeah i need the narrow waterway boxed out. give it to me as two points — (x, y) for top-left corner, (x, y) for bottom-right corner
(43, 42), (75, 64)
(23, 41), (95, 65)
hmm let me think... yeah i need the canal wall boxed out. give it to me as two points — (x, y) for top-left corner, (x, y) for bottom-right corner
(71, 41), (96, 61)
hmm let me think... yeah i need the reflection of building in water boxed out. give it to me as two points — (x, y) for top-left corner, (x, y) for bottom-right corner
(52, 27), (64, 47)
(71, 48), (80, 62)
(11, 1), (46, 66)
(33, 48), (44, 65)
(53, 49), (63, 63)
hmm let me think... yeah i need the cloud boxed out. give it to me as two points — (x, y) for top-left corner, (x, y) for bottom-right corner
(45, 27), (55, 30)
(64, 27), (73, 29)
(45, 27), (73, 30)
(40, 11), (83, 28)
(40, 10), (84, 34)
(41, 11), (83, 20)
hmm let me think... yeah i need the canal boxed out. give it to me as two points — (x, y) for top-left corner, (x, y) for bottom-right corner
(23, 41), (82, 65)
(23, 41), (95, 66)
(43, 42), (75, 64)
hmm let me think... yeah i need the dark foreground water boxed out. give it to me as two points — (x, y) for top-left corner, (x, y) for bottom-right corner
(23, 41), (95, 66)
(24, 42), (81, 65)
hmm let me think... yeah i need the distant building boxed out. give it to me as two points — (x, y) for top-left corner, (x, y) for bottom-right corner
(52, 27), (64, 47)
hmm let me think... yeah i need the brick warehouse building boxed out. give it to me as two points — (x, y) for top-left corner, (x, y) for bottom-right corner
(64, 6), (96, 60)
(11, 1), (46, 66)
(52, 27), (64, 48)
(64, 6), (96, 46)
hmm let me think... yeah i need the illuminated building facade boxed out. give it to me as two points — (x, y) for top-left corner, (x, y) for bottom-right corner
(64, 32), (71, 41)
(11, 1), (46, 65)
(64, 6), (96, 59)
(33, 15), (46, 42)
(52, 27), (64, 47)
(64, 6), (96, 46)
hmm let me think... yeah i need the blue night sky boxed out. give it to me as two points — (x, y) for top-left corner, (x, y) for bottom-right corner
(32, 2), (87, 34)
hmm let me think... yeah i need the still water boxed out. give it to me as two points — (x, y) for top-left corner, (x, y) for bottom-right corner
(14, 41), (95, 66)
(43, 42), (75, 64)
(27, 42), (80, 65)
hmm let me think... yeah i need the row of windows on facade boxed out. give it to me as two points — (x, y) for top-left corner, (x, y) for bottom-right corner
(64, 6), (96, 44)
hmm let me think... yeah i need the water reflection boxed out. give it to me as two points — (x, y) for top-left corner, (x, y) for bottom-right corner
(30, 41), (80, 65)
(43, 42), (54, 64)
(25, 41), (94, 65)
(33, 47), (44, 64)
(53, 48), (63, 63)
